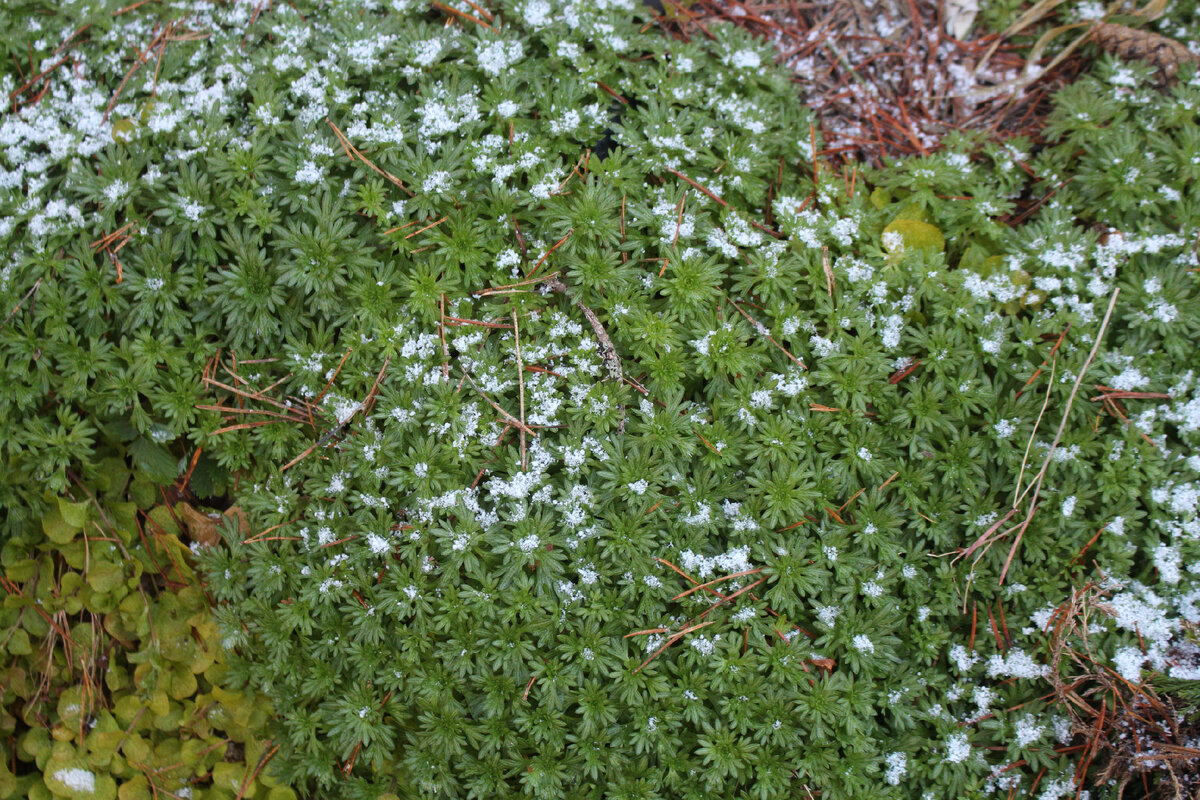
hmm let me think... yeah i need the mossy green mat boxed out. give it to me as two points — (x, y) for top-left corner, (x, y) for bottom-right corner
(2, 1), (1199, 798)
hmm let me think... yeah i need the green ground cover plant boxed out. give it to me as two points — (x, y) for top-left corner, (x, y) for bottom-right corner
(2, 0), (1199, 798)
(0, 490), (277, 800)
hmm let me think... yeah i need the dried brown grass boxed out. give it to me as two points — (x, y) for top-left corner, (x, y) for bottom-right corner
(1043, 583), (1200, 799)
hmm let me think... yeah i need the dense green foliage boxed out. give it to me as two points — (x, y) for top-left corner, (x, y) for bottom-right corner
(0, 489), (277, 800)
(2, 1), (1200, 799)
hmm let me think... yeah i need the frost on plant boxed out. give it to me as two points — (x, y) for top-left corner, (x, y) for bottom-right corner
(2, 1), (1200, 799)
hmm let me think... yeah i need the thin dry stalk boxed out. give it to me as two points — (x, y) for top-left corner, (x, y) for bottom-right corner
(1014, 355), (1058, 506)
(326, 118), (414, 196)
(545, 279), (623, 381)
(460, 370), (537, 437)
(1012, 289), (1120, 512)
(513, 308), (527, 470)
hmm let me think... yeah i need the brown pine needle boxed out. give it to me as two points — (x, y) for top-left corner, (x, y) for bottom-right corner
(210, 420), (279, 436)
(956, 507), (1018, 565)
(360, 356), (391, 418)
(513, 308), (527, 470)
(838, 488), (865, 513)
(666, 168), (728, 208)
(623, 627), (671, 639)
(194, 405), (309, 424)
(529, 228), (573, 276)
(242, 518), (303, 545)
(326, 117), (414, 195)
(202, 377), (313, 419)
(404, 215), (448, 240)
(821, 245), (835, 298)
(115, 0), (157, 14)
(889, 358), (921, 384)
(280, 441), (320, 472)
(445, 316), (514, 329)
(461, 369), (537, 436)
(314, 347), (354, 403)
(235, 743), (279, 800)
(473, 272), (559, 297)
(655, 557), (700, 586)
(694, 429), (722, 455)
(431, 1), (492, 29)
(1, 278), (43, 330)
(694, 577), (767, 622)
(725, 295), (806, 369)
(633, 620), (717, 673)
(1014, 356), (1057, 506)
(89, 221), (138, 249)
(670, 194), (686, 250)
(673, 569), (762, 600)
(460, 0), (494, 22)
(597, 80), (628, 103)
(809, 122), (819, 183)
(382, 219), (421, 235)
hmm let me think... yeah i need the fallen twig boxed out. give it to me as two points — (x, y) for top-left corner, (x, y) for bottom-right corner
(545, 279), (622, 381)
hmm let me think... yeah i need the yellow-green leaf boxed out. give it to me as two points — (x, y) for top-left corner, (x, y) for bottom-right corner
(86, 560), (125, 596)
(42, 506), (77, 545)
(882, 218), (944, 254)
(112, 119), (136, 143)
(57, 498), (90, 529)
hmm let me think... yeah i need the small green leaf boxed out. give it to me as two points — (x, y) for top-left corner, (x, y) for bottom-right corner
(55, 688), (84, 731)
(891, 201), (929, 223)
(44, 743), (117, 800)
(120, 734), (150, 766)
(88, 731), (124, 767)
(167, 665), (197, 700)
(58, 542), (86, 571)
(4, 557), (35, 583)
(211, 762), (249, 796)
(19, 727), (51, 761)
(86, 560), (125, 596)
(0, 757), (17, 799)
(130, 438), (179, 484)
(882, 218), (944, 254)
(116, 776), (151, 800)
(146, 506), (179, 537)
(111, 696), (143, 729)
(57, 498), (90, 529)
(128, 480), (156, 510)
(187, 453), (229, 499)
(148, 691), (169, 719)
(42, 506), (78, 545)
(111, 118), (135, 142)
(7, 628), (31, 656)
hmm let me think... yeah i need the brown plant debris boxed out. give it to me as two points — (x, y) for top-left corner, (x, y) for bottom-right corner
(1091, 22), (1200, 81)
(661, 0), (1084, 167)
(545, 278), (623, 382)
(1043, 583), (1200, 799)
(175, 502), (249, 547)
